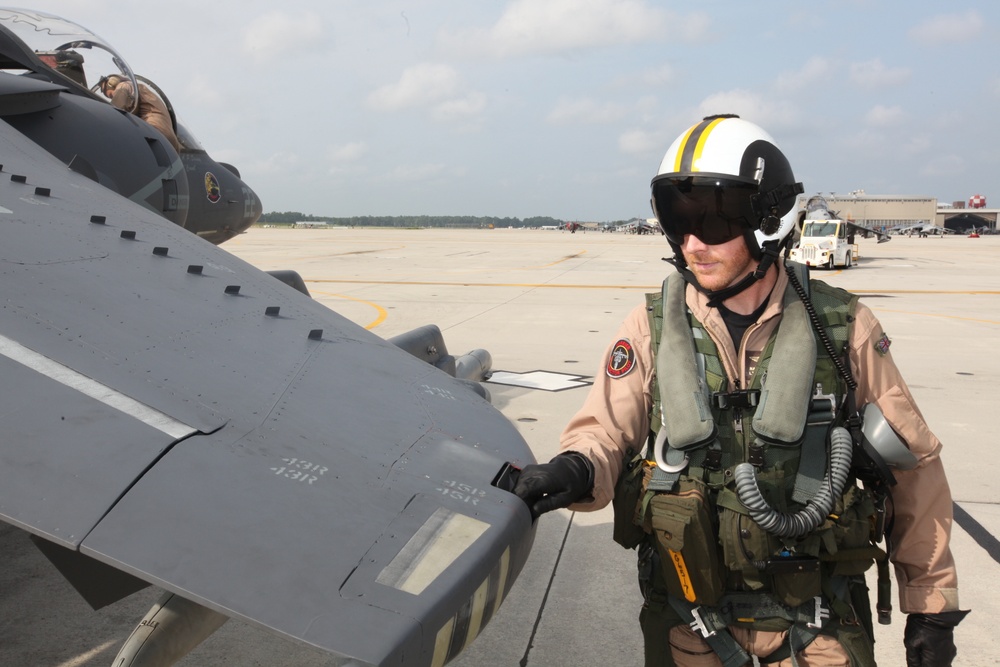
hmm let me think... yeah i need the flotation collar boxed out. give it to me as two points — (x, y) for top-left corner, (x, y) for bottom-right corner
(653, 263), (816, 471)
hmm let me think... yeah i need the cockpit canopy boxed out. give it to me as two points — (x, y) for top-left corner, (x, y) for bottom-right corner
(0, 8), (202, 150)
(0, 8), (137, 108)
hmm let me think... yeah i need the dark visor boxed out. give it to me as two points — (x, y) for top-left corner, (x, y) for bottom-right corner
(651, 176), (760, 245)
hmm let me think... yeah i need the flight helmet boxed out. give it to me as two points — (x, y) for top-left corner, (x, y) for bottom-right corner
(98, 73), (123, 96)
(650, 115), (803, 296)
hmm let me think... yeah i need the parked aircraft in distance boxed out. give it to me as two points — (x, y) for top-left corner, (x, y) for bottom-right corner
(612, 218), (659, 234)
(0, 8), (535, 667)
(889, 222), (953, 237)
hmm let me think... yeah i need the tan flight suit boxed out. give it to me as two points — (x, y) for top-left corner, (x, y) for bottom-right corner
(111, 81), (182, 153)
(559, 262), (960, 665)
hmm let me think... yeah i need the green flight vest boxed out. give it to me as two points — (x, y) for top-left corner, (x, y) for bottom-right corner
(615, 268), (885, 666)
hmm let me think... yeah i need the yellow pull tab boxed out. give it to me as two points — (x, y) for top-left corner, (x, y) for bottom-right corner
(668, 548), (697, 603)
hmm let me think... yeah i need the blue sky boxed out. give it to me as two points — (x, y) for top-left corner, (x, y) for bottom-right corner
(33, 1), (1000, 221)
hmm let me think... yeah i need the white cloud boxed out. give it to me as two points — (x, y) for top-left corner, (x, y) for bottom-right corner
(697, 90), (799, 129)
(849, 59), (911, 89)
(431, 92), (488, 122)
(244, 151), (300, 175)
(242, 12), (324, 62)
(367, 63), (461, 111)
(909, 10), (983, 45)
(773, 57), (835, 94)
(901, 133), (932, 156)
(920, 153), (965, 177)
(387, 163), (447, 182)
(640, 64), (677, 87)
(614, 64), (676, 89)
(438, 0), (706, 58)
(547, 97), (627, 125)
(864, 105), (904, 127)
(367, 64), (487, 124)
(329, 142), (367, 163)
(618, 127), (670, 156)
(184, 74), (226, 108)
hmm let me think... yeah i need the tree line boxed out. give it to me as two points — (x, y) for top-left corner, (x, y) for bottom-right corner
(259, 212), (582, 228)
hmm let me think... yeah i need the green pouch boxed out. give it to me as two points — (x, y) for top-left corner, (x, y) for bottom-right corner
(770, 567), (822, 608)
(611, 450), (646, 549)
(717, 484), (782, 590)
(803, 486), (882, 576)
(648, 479), (724, 605)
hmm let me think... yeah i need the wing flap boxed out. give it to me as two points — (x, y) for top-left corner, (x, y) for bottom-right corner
(0, 355), (182, 548)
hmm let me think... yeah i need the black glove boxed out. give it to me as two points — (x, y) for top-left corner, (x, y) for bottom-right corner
(904, 610), (970, 667)
(512, 453), (594, 520)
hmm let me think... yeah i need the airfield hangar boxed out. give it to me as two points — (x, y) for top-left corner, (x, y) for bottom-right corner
(819, 193), (997, 233)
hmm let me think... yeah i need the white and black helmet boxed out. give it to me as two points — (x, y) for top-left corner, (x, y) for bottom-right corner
(651, 114), (803, 260)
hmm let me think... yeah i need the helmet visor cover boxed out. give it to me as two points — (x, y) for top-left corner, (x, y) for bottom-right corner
(652, 175), (760, 246)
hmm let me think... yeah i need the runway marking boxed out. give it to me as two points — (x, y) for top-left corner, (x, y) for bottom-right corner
(867, 307), (1000, 325)
(306, 278), (1000, 295)
(487, 370), (592, 392)
(310, 290), (388, 329)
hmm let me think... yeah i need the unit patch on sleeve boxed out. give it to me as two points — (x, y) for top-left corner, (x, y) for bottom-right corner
(874, 332), (892, 356)
(607, 339), (636, 378)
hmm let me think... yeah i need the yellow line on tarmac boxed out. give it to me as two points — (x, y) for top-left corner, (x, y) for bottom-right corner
(309, 279), (650, 289)
(855, 289), (1000, 295)
(310, 290), (388, 329)
(308, 279), (1000, 295)
(867, 307), (1000, 325)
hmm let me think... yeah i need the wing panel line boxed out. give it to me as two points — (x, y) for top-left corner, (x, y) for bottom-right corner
(0, 333), (195, 439)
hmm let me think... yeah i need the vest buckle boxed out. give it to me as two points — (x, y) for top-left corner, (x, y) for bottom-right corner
(713, 389), (760, 410)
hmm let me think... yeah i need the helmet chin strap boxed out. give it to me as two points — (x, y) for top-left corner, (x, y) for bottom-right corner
(665, 244), (780, 308)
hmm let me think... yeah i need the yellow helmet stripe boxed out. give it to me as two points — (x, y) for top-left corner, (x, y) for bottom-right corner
(673, 116), (727, 173)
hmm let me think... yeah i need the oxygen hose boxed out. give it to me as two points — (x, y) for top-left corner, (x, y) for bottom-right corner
(734, 426), (854, 539)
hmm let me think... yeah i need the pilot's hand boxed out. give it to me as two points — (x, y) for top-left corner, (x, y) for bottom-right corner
(903, 610), (969, 667)
(512, 452), (593, 520)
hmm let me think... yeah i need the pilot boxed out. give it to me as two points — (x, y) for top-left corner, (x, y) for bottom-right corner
(100, 74), (181, 153)
(513, 115), (966, 666)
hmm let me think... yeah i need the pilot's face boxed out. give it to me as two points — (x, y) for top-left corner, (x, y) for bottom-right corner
(680, 232), (755, 293)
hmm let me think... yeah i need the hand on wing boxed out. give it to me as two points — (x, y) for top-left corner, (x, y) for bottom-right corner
(512, 452), (594, 520)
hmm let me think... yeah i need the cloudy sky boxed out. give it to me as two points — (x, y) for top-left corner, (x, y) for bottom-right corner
(30, 1), (1000, 220)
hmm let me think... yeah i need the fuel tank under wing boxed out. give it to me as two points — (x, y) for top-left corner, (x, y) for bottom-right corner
(0, 119), (536, 667)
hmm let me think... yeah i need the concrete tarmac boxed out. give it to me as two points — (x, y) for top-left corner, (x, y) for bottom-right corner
(2, 227), (997, 666)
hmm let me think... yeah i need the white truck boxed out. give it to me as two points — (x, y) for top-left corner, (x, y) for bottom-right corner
(789, 196), (857, 269)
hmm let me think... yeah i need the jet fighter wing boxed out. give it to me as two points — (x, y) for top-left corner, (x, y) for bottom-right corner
(0, 119), (536, 666)
(845, 220), (891, 243)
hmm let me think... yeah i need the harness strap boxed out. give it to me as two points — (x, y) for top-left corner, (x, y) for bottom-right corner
(670, 591), (838, 667)
(666, 598), (751, 667)
(791, 389), (836, 504)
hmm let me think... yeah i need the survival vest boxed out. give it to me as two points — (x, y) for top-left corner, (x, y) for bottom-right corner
(614, 265), (886, 665)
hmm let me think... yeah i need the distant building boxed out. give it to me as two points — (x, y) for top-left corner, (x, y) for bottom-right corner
(817, 193), (937, 231)
(812, 193), (996, 233)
